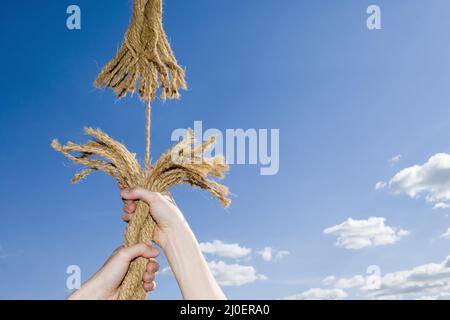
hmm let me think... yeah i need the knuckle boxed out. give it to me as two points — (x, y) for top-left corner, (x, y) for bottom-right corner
(136, 243), (147, 252)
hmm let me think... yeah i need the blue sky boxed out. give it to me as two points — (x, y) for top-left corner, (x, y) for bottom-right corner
(1, 0), (450, 300)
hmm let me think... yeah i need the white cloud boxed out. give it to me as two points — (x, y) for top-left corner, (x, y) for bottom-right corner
(375, 181), (387, 190)
(323, 275), (366, 289)
(322, 276), (336, 286)
(440, 228), (450, 240)
(257, 247), (290, 262)
(323, 217), (409, 250)
(282, 288), (347, 300)
(200, 240), (251, 259)
(418, 292), (450, 300)
(390, 154), (402, 164)
(207, 260), (267, 286)
(433, 202), (450, 210)
(313, 255), (450, 300)
(365, 256), (450, 300)
(160, 260), (267, 287)
(389, 153), (450, 209)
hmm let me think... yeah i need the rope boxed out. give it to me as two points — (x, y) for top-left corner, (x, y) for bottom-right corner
(52, 0), (230, 300)
(144, 100), (151, 172)
(52, 129), (230, 300)
(95, 0), (187, 102)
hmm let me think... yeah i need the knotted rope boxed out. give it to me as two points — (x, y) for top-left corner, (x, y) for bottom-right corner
(52, 0), (230, 300)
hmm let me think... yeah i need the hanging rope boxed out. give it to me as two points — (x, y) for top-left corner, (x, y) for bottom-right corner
(144, 100), (151, 171)
(95, 0), (187, 101)
(52, 0), (231, 300)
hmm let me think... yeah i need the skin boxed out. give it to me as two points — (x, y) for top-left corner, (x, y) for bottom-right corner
(69, 187), (226, 300)
(68, 243), (160, 300)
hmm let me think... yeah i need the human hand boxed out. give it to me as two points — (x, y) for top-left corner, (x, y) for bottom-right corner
(120, 187), (226, 300)
(121, 187), (187, 249)
(68, 243), (160, 300)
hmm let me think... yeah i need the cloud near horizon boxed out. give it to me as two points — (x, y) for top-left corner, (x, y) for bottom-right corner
(281, 288), (347, 300)
(311, 255), (450, 300)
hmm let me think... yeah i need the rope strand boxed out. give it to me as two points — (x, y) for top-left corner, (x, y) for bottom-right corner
(144, 100), (151, 172)
(51, 0), (228, 300)
(52, 128), (231, 300)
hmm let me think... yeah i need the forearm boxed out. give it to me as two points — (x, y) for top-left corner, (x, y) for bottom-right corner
(163, 222), (226, 300)
(67, 278), (106, 300)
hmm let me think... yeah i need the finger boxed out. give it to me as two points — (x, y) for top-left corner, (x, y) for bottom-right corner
(121, 187), (161, 206)
(146, 260), (160, 273)
(123, 200), (137, 214)
(143, 271), (155, 283)
(122, 212), (133, 222)
(143, 281), (156, 292)
(119, 243), (160, 262)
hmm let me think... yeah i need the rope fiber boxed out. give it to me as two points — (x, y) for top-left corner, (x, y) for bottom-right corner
(52, 0), (230, 300)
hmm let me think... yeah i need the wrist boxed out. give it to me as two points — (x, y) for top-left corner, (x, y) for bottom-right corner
(160, 219), (195, 253)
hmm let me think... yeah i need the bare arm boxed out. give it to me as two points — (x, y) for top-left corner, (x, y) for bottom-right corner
(68, 243), (160, 300)
(121, 188), (226, 300)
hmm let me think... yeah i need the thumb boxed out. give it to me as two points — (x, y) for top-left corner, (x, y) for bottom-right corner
(119, 243), (160, 262)
(121, 187), (159, 206)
